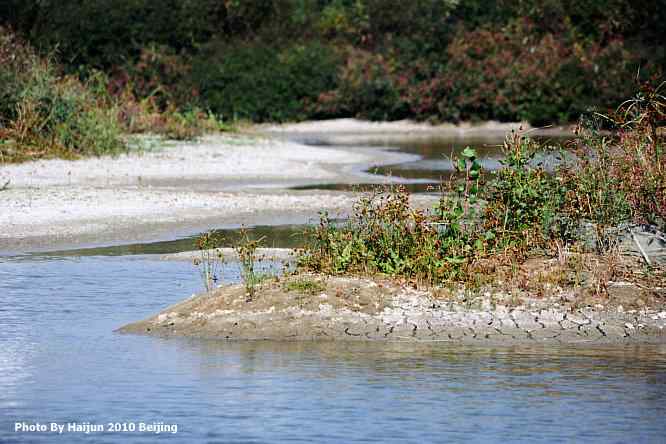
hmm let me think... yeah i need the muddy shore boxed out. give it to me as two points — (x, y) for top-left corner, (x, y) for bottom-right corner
(119, 271), (666, 345)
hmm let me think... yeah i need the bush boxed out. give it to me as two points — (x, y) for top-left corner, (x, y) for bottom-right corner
(300, 82), (665, 284)
(483, 132), (570, 251)
(114, 45), (197, 112)
(192, 41), (340, 122)
(561, 82), (666, 234)
(407, 21), (644, 125)
(0, 27), (221, 163)
(0, 28), (125, 162)
(313, 48), (410, 120)
(299, 187), (452, 282)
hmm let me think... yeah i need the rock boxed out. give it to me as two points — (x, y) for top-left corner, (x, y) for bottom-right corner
(618, 224), (666, 265)
(578, 222), (666, 264)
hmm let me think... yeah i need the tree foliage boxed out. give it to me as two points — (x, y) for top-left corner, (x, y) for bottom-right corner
(1, 0), (663, 123)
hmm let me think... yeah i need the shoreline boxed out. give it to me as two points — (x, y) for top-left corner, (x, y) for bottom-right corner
(0, 130), (418, 253)
(118, 274), (666, 345)
(2, 118), (563, 254)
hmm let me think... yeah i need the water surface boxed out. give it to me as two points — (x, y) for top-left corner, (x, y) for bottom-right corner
(2, 134), (665, 443)
(293, 134), (567, 192)
(1, 256), (665, 443)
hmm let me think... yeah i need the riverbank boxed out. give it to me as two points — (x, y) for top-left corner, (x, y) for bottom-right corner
(0, 128), (420, 253)
(118, 268), (666, 344)
(2, 119), (556, 253)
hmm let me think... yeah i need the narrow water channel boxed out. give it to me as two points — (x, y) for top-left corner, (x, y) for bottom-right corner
(292, 134), (566, 192)
(2, 135), (665, 443)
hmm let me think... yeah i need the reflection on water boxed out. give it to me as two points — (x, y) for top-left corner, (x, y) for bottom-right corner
(370, 135), (509, 181)
(302, 134), (569, 186)
(290, 181), (440, 193)
(1, 256), (665, 443)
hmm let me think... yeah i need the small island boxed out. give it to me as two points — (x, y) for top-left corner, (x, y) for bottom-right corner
(119, 270), (666, 344)
(121, 114), (666, 344)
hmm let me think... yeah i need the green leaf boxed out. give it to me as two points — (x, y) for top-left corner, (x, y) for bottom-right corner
(446, 256), (467, 264)
(462, 146), (476, 159)
(456, 158), (466, 171)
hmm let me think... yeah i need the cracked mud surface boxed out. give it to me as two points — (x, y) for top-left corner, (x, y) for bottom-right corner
(119, 275), (666, 345)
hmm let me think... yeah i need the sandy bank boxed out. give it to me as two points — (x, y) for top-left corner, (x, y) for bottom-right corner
(0, 119), (572, 253)
(259, 118), (574, 144)
(260, 118), (536, 135)
(0, 133), (418, 253)
(119, 274), (666, 344)
(162, 247), (295, 262)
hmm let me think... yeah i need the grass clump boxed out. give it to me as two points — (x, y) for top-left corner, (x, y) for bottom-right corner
(298, 182), (483, 284)
(193, 231), (226, 292)
(283, 277), (326, 295)
(235, 229), (267, 301)
(0, 27), (229, 164)
(0, 29), (124, 162)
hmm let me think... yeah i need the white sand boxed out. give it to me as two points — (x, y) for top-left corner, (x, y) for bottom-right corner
(258, 118), (572, 146)
(0, 133), (416, 252)
(259, 118), (533, 134)
(1, 134), (373, 188)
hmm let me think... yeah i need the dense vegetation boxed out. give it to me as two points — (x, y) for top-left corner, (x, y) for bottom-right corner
(0, 27), (223, 162)
(2, 0), (664, 127)
(298, 84), (665, 287)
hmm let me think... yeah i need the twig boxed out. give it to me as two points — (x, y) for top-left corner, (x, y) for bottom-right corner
(631, 229), (652, 266)
(0, 180), (9, 191)
(522, 124), (553, 135)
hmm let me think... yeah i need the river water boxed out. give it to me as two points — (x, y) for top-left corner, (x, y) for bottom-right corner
(2, 137), (666, 443)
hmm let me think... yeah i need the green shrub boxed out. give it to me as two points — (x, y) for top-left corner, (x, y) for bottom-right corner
(0, 28), (125, 162)
(407, 21), (645, 125)
(314, 48), (410, 120)
(298, 179), (488, 284)
(483, 132), (568, 250)
(192, 41), (340, 122)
